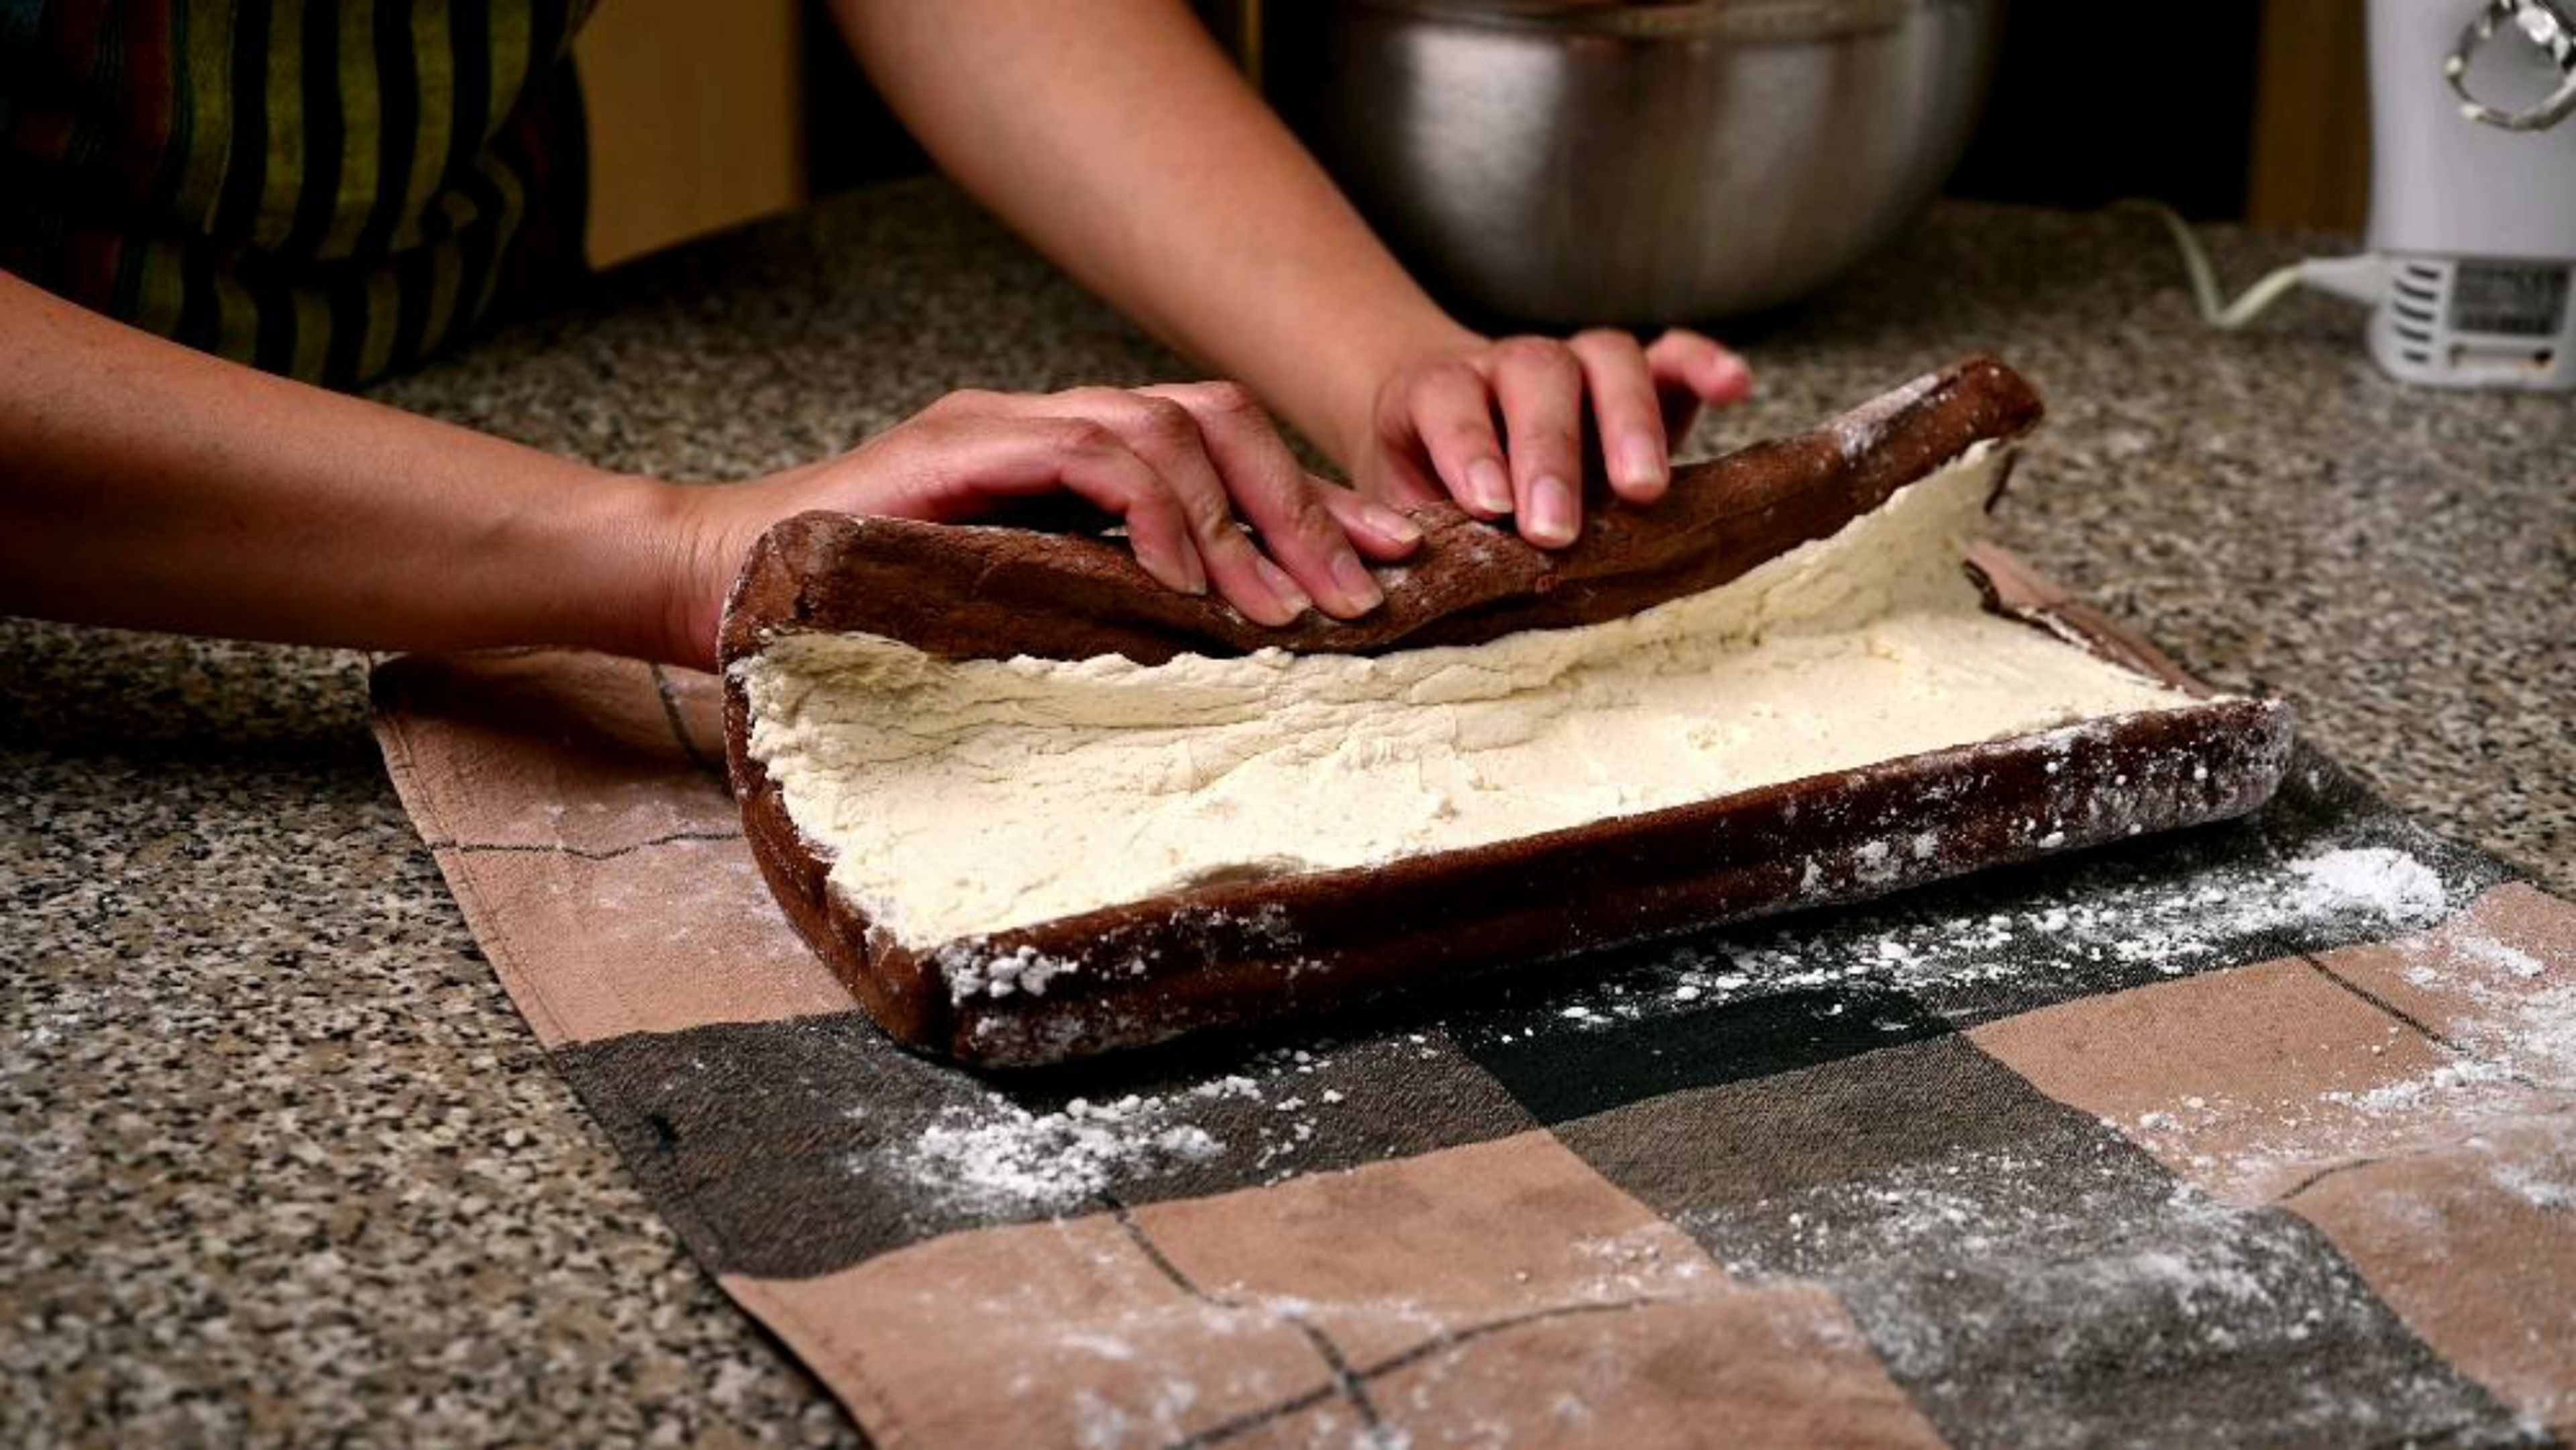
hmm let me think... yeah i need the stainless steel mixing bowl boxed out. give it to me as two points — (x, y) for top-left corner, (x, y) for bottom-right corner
(1264, 0), (2005, 324)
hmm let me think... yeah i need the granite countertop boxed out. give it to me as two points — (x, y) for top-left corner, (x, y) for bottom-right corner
(6, 177), (2569, 1445)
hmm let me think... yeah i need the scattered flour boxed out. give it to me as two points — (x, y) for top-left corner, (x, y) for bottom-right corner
(907, 1077), (1260, 1212)
(1525, 844), (2467, 1032)
(1689, 1138), (2520, 1441)
(2098, 880), (2574, 1213)
(2283, 847), (2449, 926)
(2321, 1059), (2521, 1114)
(2453, 934), (2546, 981)
(2491, 1156), (2576, 1211)
(1825, 368), (1941, 459)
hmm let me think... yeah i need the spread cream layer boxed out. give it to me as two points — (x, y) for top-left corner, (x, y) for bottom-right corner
(739, 443), (2202, 947)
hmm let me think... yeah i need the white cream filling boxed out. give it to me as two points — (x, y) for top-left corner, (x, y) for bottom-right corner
(739, 443), (2204, 948)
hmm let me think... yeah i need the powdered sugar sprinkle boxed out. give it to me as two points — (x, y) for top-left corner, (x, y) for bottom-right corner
(2283, 847), (2449, 926)
(906, 1076), (1260, 1211)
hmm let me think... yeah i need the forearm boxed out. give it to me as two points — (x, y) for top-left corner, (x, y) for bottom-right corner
(834, 0), (1473, 464)
(0, 271), (681, 661)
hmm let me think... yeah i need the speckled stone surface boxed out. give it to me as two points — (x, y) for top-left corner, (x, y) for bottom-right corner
(5, 177), (2569, 1445)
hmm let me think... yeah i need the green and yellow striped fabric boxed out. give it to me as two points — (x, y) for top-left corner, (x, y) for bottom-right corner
(2, 0), (594, 388)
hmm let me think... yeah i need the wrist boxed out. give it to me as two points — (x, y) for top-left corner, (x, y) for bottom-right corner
(552, 471), (718, 669)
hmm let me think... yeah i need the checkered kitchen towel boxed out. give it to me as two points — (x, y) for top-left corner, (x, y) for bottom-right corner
(370, 645), (2575, 1449)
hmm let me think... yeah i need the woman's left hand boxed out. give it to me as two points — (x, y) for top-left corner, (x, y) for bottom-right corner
(1351, 327), (1754, 549)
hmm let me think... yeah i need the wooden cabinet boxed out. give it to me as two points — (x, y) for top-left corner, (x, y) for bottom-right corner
(574, 0), (808, 269)
(2251, 0), (2373, 231)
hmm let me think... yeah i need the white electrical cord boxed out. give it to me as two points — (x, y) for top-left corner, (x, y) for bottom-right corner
(2114, 200), (2390, 329)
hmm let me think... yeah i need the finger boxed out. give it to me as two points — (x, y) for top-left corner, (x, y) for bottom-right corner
(1644, 330), (1753, 447)
(1356, 405), (1447, 514)
(947, 386), (1283, 620)
(1054, 386), (1308, 626)
(1489, 337), (1587, 548)
(1568, 329), (1671, 504)
(906, 412), (1209, 599)
(1120, 384), (1317, 624)
(1398, 358), (1514, 518)
(1145, 382), (1414, 618)
(1360, 448), (1448, 513)
(1316, 486), (1428, 563)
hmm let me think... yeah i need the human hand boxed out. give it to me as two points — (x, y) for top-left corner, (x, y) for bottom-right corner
(1351, 327), (1753, 549)
(657, 380), (1424, 669)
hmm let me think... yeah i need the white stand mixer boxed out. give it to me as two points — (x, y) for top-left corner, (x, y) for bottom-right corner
(2367, 0), (2576, 388)
(2157, 0), (2576, 391)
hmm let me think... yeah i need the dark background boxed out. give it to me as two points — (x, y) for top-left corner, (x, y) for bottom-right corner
(1943, 5), (2265, 221)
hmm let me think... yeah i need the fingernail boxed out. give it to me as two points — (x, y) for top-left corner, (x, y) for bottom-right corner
(1527, 475), (1578, 547)
(1466, 459), (1513, 516)
(1360, 500), (1422, 547)
(1173, 547), (1209, 597)
(1615, 432), (1669, 496)
(1329, 551), (1385, 615)
(1254, 557), (1312, 620)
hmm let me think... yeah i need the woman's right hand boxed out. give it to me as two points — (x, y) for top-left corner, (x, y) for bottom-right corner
(657, 380), (1426, 670)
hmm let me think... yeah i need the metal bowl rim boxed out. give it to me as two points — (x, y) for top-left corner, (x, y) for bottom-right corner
(1319, 0), (1939, 42)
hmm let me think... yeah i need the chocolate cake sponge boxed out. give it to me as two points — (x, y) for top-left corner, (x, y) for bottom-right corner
(719, 357), (2293, 1068)
(720, 356), (2044, 665)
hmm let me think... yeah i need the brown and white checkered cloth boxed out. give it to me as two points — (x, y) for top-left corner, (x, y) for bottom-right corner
(371, 643), (2575, 1449)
